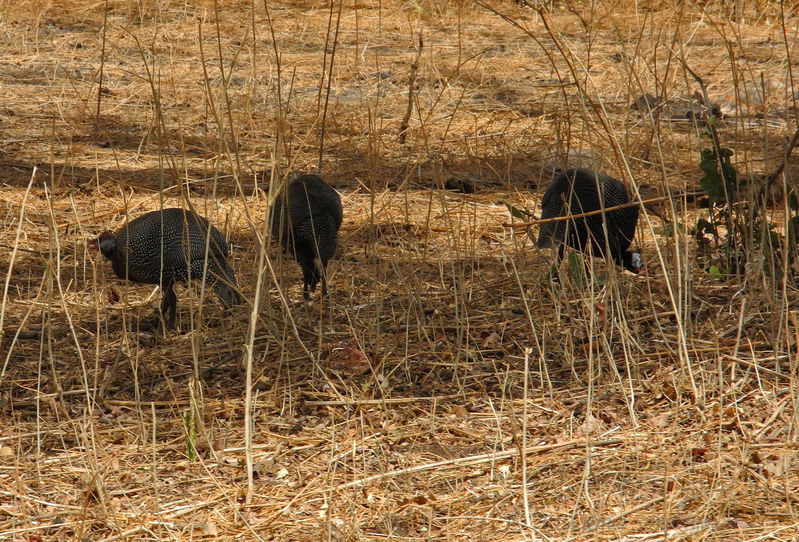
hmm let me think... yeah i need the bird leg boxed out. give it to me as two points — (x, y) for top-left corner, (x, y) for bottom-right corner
(160, 280), (178, 330)
(298, 253), (320, 300)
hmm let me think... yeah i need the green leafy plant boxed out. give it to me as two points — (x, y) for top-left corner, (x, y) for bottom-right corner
(695, 218), (716, 238)
(693, 139), (799, 281)
(505, 202), (531, 220)
(698, 146), (736, 202)
(694, 137), (739, 279)
(567, 251), (587, 288)
(708, 265), (726, 281)
(661, 222), (685, 237)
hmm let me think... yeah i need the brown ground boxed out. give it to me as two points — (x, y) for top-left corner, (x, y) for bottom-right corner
(2, 1), (799, 540)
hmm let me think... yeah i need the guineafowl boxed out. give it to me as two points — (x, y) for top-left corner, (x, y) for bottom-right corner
(95, 208), (240, 329)
(271, 174), (343, 299)
(537, 168), (641, 273)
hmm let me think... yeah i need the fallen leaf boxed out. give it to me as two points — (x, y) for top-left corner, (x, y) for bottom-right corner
(327, 341), (370, 374)
(107, 287), (120, 304)
(764, 455), (791, 477)
(482, 330), (501, 348)
(690, 448), (708, 462)
(648, 412), (670, 429)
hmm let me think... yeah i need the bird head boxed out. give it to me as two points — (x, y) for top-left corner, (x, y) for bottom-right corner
(624, 251), (642, 273)
(95, 231), (117, 259)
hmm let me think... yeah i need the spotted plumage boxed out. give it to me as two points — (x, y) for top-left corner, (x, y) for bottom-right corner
(96, 208), (239, 328)
(537, 168), (641, 272)
(271, 174), (343, 299)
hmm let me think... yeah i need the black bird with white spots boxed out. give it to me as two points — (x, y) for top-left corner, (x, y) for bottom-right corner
(537, 168), (641, 273)
(271, 174), (343, 299)
(96, 208), (239, 328)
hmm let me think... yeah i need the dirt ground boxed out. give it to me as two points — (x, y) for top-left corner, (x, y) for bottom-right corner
(2, 1), (799, 540)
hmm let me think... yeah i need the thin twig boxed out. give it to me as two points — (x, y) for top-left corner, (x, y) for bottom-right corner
(318, 0), (344, 170)
(95, 0), (108, 126)
(96, 498), (226, 542)
(762, 126), (799, 198)
(399, 31), (423, 144)
(336, 438), (622, 490)
(503, 194), (683, 228)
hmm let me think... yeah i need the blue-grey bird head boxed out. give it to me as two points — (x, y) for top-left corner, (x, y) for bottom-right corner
(623, 251), (642, 273)
(96, 231), (117, 259)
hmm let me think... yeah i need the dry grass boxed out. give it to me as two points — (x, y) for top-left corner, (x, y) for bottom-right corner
(2, 0), (799, 540)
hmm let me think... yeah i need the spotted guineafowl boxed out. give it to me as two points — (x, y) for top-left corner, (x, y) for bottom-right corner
(271, 174), (343, 299)
(95, 208), (240, 329)
(537, 168), (641, 273)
